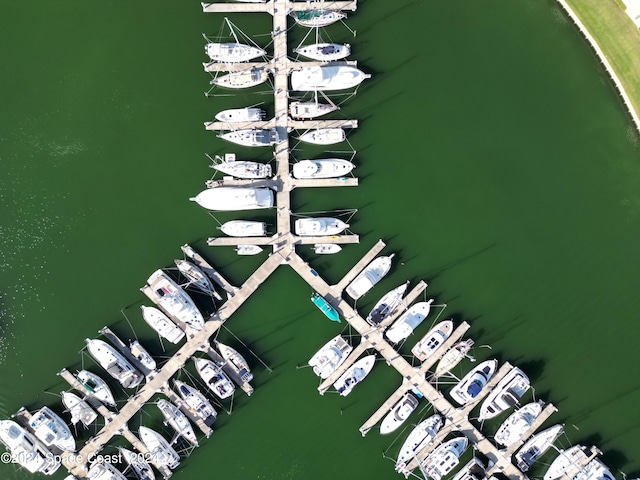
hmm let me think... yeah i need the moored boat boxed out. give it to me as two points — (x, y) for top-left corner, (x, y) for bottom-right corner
(298, 128), (345, 145)
(220, 220), (267, 237)
(194, 357), (235, 399)
(379, 393), (419, 435)
(478, 366), (530, 420)
(574, 459), (615, 480)
(119, 446), (155, 480)
(515, 424), (564, 472)
(156, 399), (198, 446)
(385, 299), (435, 344)
(173, 380), (217, 425)
(311, 292), (340, 322)
(292, 158), (353, 179)
(289, 101), (338, 119)
(333, 354), (376, 396)
(291, 65), (370, 91)
(345, 254), (395, 300)
(433, 339), (475, 378)
(0, 420), (60, 475)
(205, 42), (265, 62)
(211, 68), (268, 89)
(308, 335), (353, 379)
(61, 391), (98, 427)
(139, 426), (180, 470)
(145, 269), (205, 330)
(218, 128), (279, 147)
(292, 10), (346, 28)
(395, 414), (443, 476)
(140, 305), (186, 344)
(544, 445), (599, 480)
(294, 43), (350, 61)
(174, 259), (217, 295)
(85, 338), (144, 388)
(366, 282), (409, 327)
(27, 406), (76, 452)
(313, 243), (342, 254)
(494, 401), (544, 447)
(215, 107), (265, 122)
(87, 458), (127, 480)
(411, 320), (454, 361)
(419, 436), (469, 480)
(295, 217), (349, 236)
(190, 187), (274, 211)
(449, 359), (498, 406)
(216, 341), (253, 383)
(129, 340), (156, 371)
(76, 370), (117, 408)
(236, 245), (263, 255)
(211, 157), (272, 179)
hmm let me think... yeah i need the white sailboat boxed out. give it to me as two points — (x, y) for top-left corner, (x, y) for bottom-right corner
(379, 393), (419, 435)
(27, 406), (76, 452)
(365, 281), (409, 326)
(494, 401), (544, 447)
(449, 359), (498, 406)
(210, 154), (271, 179)
(220, 220), (267, 237)
(294, 217), (349, 236)
(395, 414), (443, 476)
(433, 339), (475, 378)
(194, 357), (235, 399)
(145, 269), (205, 330)
(211, 68), (269, 89)
(216, 341), (253, 383)
(291, 65), (370, 91)
(174, 259), (217, 295)
(85, 338), (144, 388)
(0, 420), (60, 475)
(386, 299), (435, 344)
(218, 128), (279, 147)
(61, 391), (98, 427)
(190, 186), (274, 211)
(292, 10), (346, 28)
(215, 107), (265, 122)
(76, 370), (117, 408)
(333, 354), (376, 396)
(138, 426), (180, 470)
(298, 128), (345, 145)
(308, 335), (353, 379)
(292, 158), (353, 179)
(156, 399), (198, 446)
(478, 366), (530, 420)
(205, 43), (265, 63)
(289, 100), (338, 119)
(345, 254), (395, 300)
(294, 43), (350, 61)
(118, 446), (155, 480)
(140, 305), (186, 344)
(411, 320), (454, 361)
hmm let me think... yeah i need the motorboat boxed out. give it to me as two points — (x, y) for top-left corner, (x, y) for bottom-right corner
(292, 159), (353, 179)
(61, 391), (98, 427)
(311, 293), (340, 322)
(289, 101), (338, 119)
(139, 426), (180, 470)
(395, 414), (443, 476)
(385, 299), (435, 344)
(87, 458), (127, 480)
(433, 339), (475, 378)
(345, 254), (394, 300)
(218, 128), (279, 147)
(210, 68), (269, 89)
(85, 338), (144, 388)
(140, 305), (186, 344)
(451, 457), (486, 480)
(574, 460), (615, 480)
(419, 436), (469, 480)
(205, 42), (265, 62)
(379, 393), (419, 435)
(366, 282), (409, 327)
(298, 128), (345, 145)
(220, 220), (267, 237)
(0, 420), (60, 475)
(216, 341), (253, 383)
(294, 43), (350, 61)
(291, 65), (370, 91)
(236, 245), (263, 255)
(313, 244), (342, 254)
(145, 269), (205, 330)
(478, 366), (530, 420)
(190, 187), (274, 211)
(308, 335), (353, 379)
(194, 357), (235, 399)
(333, 354), (376, 396)
(211, 157), (271, 179)
(118, 446), (155, 480)
(494, 401), (544, 447)
(295, 217), (349, 236)
(156, 399), (198, 446)
(292, 10), (346, 28)
(76, 370), (117, 408)
(129, 340), (156, 371)
(411, 320), (454, 361)
(515, 424), (564, 472)
(449, 359), (498, 406)
(173, 380), (217, 425)
(174, 259), (217, 295)
(215, 107), (265, 122)
(27, 406), (76, 452)
(543, 445), (600, 480)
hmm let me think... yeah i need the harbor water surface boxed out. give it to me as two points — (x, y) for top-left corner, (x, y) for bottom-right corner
(1, 1), (639, 479)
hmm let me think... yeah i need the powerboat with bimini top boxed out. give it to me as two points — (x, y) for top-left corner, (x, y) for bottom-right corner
(210, 68), (269, 89)
(313, 244), (342, 254)
(290, 101), (338, 119)
(174, 259), (217, 295)
(205, 42), (265, 63)
(345, 254), (395, 300)
(449, 359), (498, 406)
(291, 65), (370, 91)
(311, 293), (340, 322)
(129, 340), (156, 371)
(379, 393), (419, 435)
(292, 159), (354, 179)
(145, 269), (205, 330)
(292, 10), (347, 28)
(308, 335), (353, 379)
(218, 128), (279, 147)
(478, 366), (530, 420)
(494, 400), (544, 447)
(27, 406), (76, 452)
(140, 305), (186, 344)
(139, 426), (180, 470)
(61, 391), (98, 427)
(295, 217), (349, 236)
(194, 357), (235, 399)
(220, 220), (267, 237)
(216, 341), (253, 383)
(333, 354), (376, 396)
(156, 399), (198, 446)
(190, 187), (274, 211)
(118, 446), (155, 480)
(85, 338), (144, 388)
(385, 299), (435, 344)
(433, 339), (475, 379)
(395, 414), (443, 476)
(419, 436), (469, 480)
(0, 420), (60, 475)
(76, 370), (117, 408)
(411, 320), (454, 361)
(366, 281), (409, 327)
(294, 43), (350, 61)
(298, 128), (345, 145)
(215, 107), (265, 123)
(515, 424), (564, 472)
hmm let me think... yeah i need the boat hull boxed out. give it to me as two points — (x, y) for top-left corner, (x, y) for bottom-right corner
(141, 305), (185, 344)
(76, 370), (117, 407)
(313, 243), (342, 254)
(219, 128), (279, 147)
(215, 107), (264, 123)
(366, 282), (409, 326)
(86, 339), (143, 388)
(311, 293), (340, 322)
(345, 254), (394, 300)
(292, 159), (353, 179)
(220, 220), (267, 237)
(380, 393), (418, 434)
(308, 335), (353, 379)
(211, 68), (268, 89)
(294, 43), (350, 61)
(291, 65), (370, 91)
(333, 355), (376, 396)
(411, 320), (454, 361)
(205, 43), (265, 63)
(293, 10), (347, 28)
(190, 187), (274, 211)
(395, 414), (443, 474)
(212, 160), (272, 179)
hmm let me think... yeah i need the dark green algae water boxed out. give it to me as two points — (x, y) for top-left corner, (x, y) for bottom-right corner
(1, 0), (640, 479)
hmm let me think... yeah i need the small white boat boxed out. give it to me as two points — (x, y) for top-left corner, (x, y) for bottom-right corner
(289, 101), (338, 119)
(119, 447), (154, 480)
(190, 186), (274, 211)
(129, 340), (156, 371)
(174, 380), (217, 424)
(395, 414), (443, 475)
(411, 320), (454, 361)
(220, 220), (267, 237)
(298, 128), (345, 145)
(433, 339), (475, 378)
(174, 259), (217, 295)
(295, 43), (350, 61)
(87, 459), (127, 480)
(219, 128), (280, 147)
(379, 393), (419, 435)
(211, 157), (271, 179)
(419, 436), (469, 480)
(544, 445), (598, 480)
(205, 42), (265, 62)
(156, 399), (198, 446)
(27, 406), (76, 452)
(333, 354), (376, 396)
(313, 243), (342, 254)
(515, 424), (564, 472)
(215, 107), (264, 123)
(76, 370), (117, 408)
(236, 245), (263, 255)
(0, 420), (60, 475)
(139, 426), (180, 470)
(292, 10), (346, 28)
(291, 65), (370, 91)
(449, 359), (498, 406)
(478, 367), (530, 420)
(494, 401), (544, 447)
(61, 391), (98, 427)
(386, 299), (435, 344)
(366, 282), (409, 327)
(145, 269), (205, 331)
(292, 159), (353, 179)
(211, 68), (268, 89)
(295, 217), (349, 236)
(345, 254), (395, 300)
(194, 357), (235, 399)
(140, 305), (186, 344)
(308, 335), (353, 379)
(451, 457), (486, 480)
(216, 341), (253, 383)
(85, 339), (144, 388)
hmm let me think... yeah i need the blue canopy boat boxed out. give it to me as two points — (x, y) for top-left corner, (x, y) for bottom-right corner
(311, 293), (340, 322)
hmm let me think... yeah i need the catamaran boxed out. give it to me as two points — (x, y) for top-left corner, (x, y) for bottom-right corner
(220, 220), (267, 237)
(85, 338), (144, 388)
(140, 305), (186, 344)
(345, 254), (395, 300)
(194, 357), (235, 399)
(294, 43), (350, 61)
(292, 158), (353, 179)
(295, 217), (349, 236)
(291, 65), (370, 91)
(308, 335), (353, 379)
(385, 299), (435, 344)
(156, 399), (198, 446)
(298, 128), (345, 145)
(27, 406), (76, 452)
(145, 269), (205, 330)
(190, 187), (274, 211)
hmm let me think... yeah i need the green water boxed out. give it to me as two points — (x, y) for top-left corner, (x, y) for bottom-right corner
(1, 0), (639, 479)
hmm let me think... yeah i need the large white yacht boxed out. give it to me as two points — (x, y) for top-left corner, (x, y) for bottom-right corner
(27, 406), (76, 452)
(210, 156), (271, 179)
(118, 447), (155, 480)
(345, 254), (395, 300)
(308, 335), (353, 379)
(411, 320), (454, 361)
(205, 42), (265, 62)
(395, 414), (443, 476)
(129, 340), (156, 371)
(0, 420), (60, 475)
(174, 380), (217, 425)
(385, 299), (435, 344)
(366, 282), (409, 326)
(156, 399), (198, 446)
(145, 269), (205, 330)
(140, 305), (186, 344)
(138, 426), (180, 470)
(85, 338), (144, 388)
(291, 65), (370, 91)
(190, 186), (274, 211)
(419, 436), (469, 480)
(210, 68), (268, 89)
(292, 158), (353, 179)
(294, 217), (349, 236)
(194, 357), (235, 399)
(449, 359), (498, 406)
(515, 424), (564, 471)
(76, 370), (117, 408)
(333, 354), (376, 396)
(379, 393), (418, 435)
(494, 401), (544, 447)
(478, 367), (530, 420)
(61, 391), (98, 427)
(220, 220), (267, 237)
